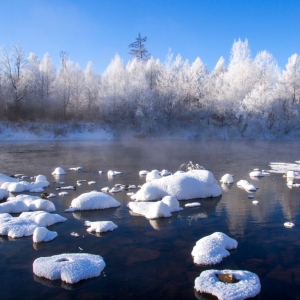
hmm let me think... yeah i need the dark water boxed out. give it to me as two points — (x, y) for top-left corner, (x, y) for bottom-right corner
(0, 140), (300, 300)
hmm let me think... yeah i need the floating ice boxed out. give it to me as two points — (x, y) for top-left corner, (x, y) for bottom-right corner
(88, 181), (96, 185)
(237, 180), (258, 192)
(52, 167), (66, 175)
(65, 191), (120, 212)
(220, 174), (234, 184)
(109, 187), (121, 193)
(84, 220), (118, 233)
(0, 188), (8, 200)
(33, 253), (105, 284)
(268, 162), (300, 174)
(59, 192), (68, 196)
(0, 174), (18, 185)
(284, 222), (295, 228)
(101, 187), (109, 193)
(69, 167), (83, 170)
(33, 227), (58, 243)
(132, 170), (222, 201)
(70, 232), (80, 237)
(252, 200), (259, 205)
(146, 170), (161, 182)
(0, 211), (66, 238)
(47, 193), (56, 198)
(0, 195), (56, 213)
(194, 269), (261, 300)
(127, 196), (183, 219)
(185, 202), (201, 208)
(56, 186), (76, 190)
(191, 232), (238, 265)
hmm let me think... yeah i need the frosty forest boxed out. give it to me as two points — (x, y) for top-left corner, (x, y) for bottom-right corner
(0, 39), (299, 138)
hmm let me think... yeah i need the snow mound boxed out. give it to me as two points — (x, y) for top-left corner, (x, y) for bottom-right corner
(33, 253), (105, 284)
(237, 180), (258, 192)
(146, 170), (161, 182)
(0, 195), (55, 213)
(220, 174), (234, 184)
(84, 220), (118, 233)
(33, 227), (58, 243)
(0, 188), (9, 200)
(0, 211), (66, 238)
(131, 170), (222, 201)
(0, 174), (18, 185)
(194, 269), (261, 300)
(191, 232), (238, 265)
(52, 167), (66, 175)
(127, 196), (183, 219)
(65, 191), (120, 212)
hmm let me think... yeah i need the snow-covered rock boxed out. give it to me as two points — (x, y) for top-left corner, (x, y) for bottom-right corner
(33, 227), (58, 243)
(249, 170), (264, 177)
(194, 269), (261, 300)
(160, 169), (172, 176)
(65, 191), (120, 212)
(0, 174), (18, 186)
(146, 170), (161, 182)
(191, 232), (238, 265)
(84, 220), (118, 233)
(52, 167), (66, 175)
(220, 174), (234, 184)
(0, 211), (66, 238)
(237, 180), (258, 192)
(33, 253), (105, 284)
(127, 196), (183, 219)
(0, 195), (56, 213)
(139, 170), (149, 176)
(132, 170), (222, 201)
(107, 170), (122, 176)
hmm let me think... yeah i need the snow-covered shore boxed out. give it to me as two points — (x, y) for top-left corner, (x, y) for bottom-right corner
(1, 121), (300, 141)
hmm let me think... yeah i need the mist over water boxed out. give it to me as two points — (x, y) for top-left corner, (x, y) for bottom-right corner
(0, 140), (300, 299)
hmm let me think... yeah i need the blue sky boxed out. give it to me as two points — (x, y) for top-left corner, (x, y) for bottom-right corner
(0, 0), (299, 73)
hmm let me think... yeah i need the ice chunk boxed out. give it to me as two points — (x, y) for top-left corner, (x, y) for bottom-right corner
(249, 170), (264, 177)
(107, 170), (122, 176)
(237, 180), (258, 192)
(84, 220), (118, 233)
(185, 202), (201, 208)
(65, 191), (120, 212)
(33, 253), (105, 284)
(132, 170), (222, 201)
(191, 232), (238, 265)
(194, 269), (261, 300)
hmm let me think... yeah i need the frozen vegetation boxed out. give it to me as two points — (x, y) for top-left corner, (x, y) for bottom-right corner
(0, 40), (300, 140)
(131, 170), (222, 201)
(33, 253), (106, 284)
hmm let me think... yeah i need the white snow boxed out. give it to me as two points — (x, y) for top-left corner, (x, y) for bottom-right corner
(84, 220), (118, 233)
(0, 211), (66, 238)
(146, 170), (161, 182)
(252, 200), (259, 205)
(0, 174), (18, 186)
(65, 191), (120, 212)
(107, 170), (122, 176)
(127, 196), (183, 219)
(33, 227), (58, 243)
(194, 269), (261, 300)
(101, 187), (109, 192)
(56, 186), (76, 190)
(237, 180), (258, 192)
(52, 167), (66, 175)
(160, 169), (172, 176)
(59, 192), (68, 196)
(109, 187), (122, 193)
(220, 174), (234, 184)
(191, 232), (238, 265)
(185, 202), (201, 208)
(0, 188), (8, 200)
(33, 253), (105, 284)
(268, 162), (300, 174)
(131, 170), (222, 201)
(69, 167), (83, 170)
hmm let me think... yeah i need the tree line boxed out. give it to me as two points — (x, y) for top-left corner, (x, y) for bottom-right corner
(0, 39), (299, 137)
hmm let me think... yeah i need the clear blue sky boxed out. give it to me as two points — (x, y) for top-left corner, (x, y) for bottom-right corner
(0, 0), (299, 73)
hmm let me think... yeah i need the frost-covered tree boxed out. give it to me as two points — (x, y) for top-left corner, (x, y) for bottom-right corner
(39, 53), (56, 100)
(129, 33), (150, 61)
(281, 53), (300, 104)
